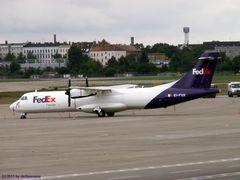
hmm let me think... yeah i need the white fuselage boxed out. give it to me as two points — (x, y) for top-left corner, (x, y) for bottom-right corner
(9, 82), (175, 114)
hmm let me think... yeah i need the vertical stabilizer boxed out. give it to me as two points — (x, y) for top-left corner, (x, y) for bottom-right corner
(172, 51), (219, 89)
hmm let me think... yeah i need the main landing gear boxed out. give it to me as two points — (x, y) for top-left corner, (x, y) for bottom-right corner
(94, 107), (115, 117)
(20, 113), (27, 119)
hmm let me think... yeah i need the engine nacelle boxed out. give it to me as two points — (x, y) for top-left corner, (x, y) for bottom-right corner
(70, 89), (90, 98)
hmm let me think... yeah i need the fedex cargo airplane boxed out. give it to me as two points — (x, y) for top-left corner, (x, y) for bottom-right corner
(10, 51), (220, 119)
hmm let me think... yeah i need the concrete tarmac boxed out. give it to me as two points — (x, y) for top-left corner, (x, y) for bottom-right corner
(0, 97), (240, 180)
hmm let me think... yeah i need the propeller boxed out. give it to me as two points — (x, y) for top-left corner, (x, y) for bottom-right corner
(65, 79), (71, 107)
(65, 77), (90, 105)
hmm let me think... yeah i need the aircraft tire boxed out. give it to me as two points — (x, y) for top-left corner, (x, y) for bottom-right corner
(20, 113), (27, 119)
(97, 110), (106, 117)
(107, 112), (115, 117)
(20, 115), (26, 119)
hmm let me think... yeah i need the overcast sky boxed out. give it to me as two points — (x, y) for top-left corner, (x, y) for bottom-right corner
(1, 0), (240, 45)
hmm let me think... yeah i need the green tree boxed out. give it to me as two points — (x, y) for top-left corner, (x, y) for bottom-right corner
(134, 43), (145, 50)
(98, 39), (110, 45)
(124, 54), (137, 72)
(149, 43), (178, 58)
(104, 56), (119, 76)
(27, 52), (36, 59)
(23, 67), (43, 78)
(82, 59), (103, 76)
(135, 51), (157, 74)
(53, 53), (62, 59)
(169, 48), (195, 72)
(10, 61), (21, 73)
(135, 63), (157, 74)
(117, 55), (137, 73)
(16, 52), (26, 63)
(138, 51), (149, 64)
(104, 67), (117, 77)
(0, 65), (9, 76)
(232, 56), (240, 73)
(106, 56), (119, 68)
(4, 53), (16, 61)
(216, 53), (232, 71)
(67, 45), (85, 74)
(53, 53), (64, 68)
(55, 67), (69, 75)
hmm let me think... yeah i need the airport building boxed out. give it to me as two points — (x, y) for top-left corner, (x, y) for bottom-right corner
(215, 45), (240, 60)
(206, 41), (240, 60)
(89, 44), (141, 65)
(191, 41), (240, 60)
(148, 53), (170, 67)
(23, 42), (70, 64)
(0, 41), (26, 60)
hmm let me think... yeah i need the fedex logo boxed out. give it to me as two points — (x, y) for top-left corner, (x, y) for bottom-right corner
(192, 68), (211, 75)
(33, 96), (56, 103)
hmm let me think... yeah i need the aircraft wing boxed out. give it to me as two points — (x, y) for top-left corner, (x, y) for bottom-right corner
(71, 84), (138, 92)
(70, 86), (112, 95)
(70, 84), (138, 97)
(108, 84), (139, 89)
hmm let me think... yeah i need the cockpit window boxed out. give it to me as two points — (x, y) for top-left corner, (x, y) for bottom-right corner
(20, 96), (28, 100)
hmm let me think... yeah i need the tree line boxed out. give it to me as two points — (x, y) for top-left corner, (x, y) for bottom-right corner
(0, 42), (240, 78)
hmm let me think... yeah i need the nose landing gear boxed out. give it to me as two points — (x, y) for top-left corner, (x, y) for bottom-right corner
(20, 113), (27, 119)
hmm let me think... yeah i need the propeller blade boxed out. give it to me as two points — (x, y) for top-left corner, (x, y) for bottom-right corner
(68, 93), (71, 107)
(66, 79), (71, 107)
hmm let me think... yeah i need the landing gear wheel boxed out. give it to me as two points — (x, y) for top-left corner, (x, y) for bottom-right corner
(107, 112), (115, 117)
(97, 110), (106, 117)
(20, 113), (27, 119)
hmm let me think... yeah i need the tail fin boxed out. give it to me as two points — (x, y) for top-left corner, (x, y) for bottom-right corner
(172, 51), (220, 89)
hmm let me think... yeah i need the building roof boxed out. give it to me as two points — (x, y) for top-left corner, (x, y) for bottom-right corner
(90, 44), (141, 52)
(24, 42), (69, 48)
(203, 41), (240, 47)
(0, 42), (27, 46)
(73, 42), (94, 53)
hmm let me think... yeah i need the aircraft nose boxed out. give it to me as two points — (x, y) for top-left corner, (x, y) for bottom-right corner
(10, 102), (16, 111)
